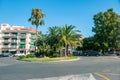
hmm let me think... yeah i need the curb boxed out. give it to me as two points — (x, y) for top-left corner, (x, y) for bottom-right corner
(52, 57), (80, 62)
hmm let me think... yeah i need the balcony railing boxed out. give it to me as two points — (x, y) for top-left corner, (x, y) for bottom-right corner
(30, 36), (36, 39)
(2, 34), (17, 37)
(10, 46), (17, 48)
(11, 40), (17, 43)
(2, 45), (17, 48)
(2, 40), (17, 43)
(18, 34), (26, 38)
(2, 34), (10, 37)
(29, 41), (34, 44)
(3, 40), (10, 42)
(2, 46), (9, 48)
(10, 34), (17, 37)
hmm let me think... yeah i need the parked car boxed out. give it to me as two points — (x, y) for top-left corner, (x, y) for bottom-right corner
(14, 53), (25, 57)
(116, 52), (120, 56)
(0, 54), (3, 57)
(0, 53), (13, 57)
(87, 51), (100, 56)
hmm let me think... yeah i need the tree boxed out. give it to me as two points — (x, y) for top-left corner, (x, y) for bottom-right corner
(35, 25), (82, 57)
(82, 37), (96, 50)
(35, 33), (51, 57)
(28, 8), (45, 39)
(92, 8), (120, 54)
(47, 26), (60, 52)
(59, 25), (81, 56)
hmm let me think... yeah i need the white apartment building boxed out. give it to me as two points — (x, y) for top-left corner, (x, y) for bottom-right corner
(0, 24), (36, 55)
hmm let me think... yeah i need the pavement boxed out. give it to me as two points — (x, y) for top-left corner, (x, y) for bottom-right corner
(0, 56), (120, 80)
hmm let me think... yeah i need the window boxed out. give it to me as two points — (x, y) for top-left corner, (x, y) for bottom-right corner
(19, 44), (25, 48)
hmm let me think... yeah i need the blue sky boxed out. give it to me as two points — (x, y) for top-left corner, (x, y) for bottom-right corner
(0, 0), (120, 37)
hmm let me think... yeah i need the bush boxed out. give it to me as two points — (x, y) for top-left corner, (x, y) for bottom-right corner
(26, 54), (35, 58)
(52, 52), (60, 57)
(35, 52), (45, 57)
(17, 56), (25, 60)
(35, 52), (40, 57)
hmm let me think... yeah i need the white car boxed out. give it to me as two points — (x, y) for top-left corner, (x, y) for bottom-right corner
(15, 53), (25, 57)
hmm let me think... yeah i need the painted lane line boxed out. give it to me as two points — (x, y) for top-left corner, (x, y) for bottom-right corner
(94, 72), (110, 80)
(103, 72), (120, 76)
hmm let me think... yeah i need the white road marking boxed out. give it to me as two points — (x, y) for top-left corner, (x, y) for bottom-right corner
(27, 73), (96, 80)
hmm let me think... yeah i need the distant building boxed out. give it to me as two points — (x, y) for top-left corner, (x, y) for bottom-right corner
(0, 24), (36, 55)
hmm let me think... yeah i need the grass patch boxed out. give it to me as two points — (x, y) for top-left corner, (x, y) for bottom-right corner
(66, 56), (78, 60)
(19, 56), (79, 62)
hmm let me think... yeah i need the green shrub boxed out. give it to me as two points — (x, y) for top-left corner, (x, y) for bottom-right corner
(35, 52), (44, 57)
(52, 52), (60, 57)
(17, 56), (25, 60)
(26, 54), (35, 58)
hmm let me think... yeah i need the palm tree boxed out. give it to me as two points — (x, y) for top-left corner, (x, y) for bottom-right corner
(59, 25), (81, 57)
(47, 26), (61, 51)
(28, 8), (45, 39)
(35, 33), (51, 57)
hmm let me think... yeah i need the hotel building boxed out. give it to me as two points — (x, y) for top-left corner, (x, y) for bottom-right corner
(0, 24), (36, 55)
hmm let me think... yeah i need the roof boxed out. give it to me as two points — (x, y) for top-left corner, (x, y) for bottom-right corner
(0, 24), (36, 33)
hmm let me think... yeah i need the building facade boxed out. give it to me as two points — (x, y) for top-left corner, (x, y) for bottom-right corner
(0, 24), (36, 55)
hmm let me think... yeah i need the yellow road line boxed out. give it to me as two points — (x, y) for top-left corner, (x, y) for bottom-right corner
(103, 72), (120, 76)
(94, 72), (110, 80)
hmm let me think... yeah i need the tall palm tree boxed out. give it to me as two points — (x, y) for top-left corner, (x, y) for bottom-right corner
(28, 8), (45, 39)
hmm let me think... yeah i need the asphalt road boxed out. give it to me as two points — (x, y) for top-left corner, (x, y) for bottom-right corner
(0, 56), (120, 80)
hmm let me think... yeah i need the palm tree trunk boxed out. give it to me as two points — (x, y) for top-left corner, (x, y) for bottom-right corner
(66, 44), (69, 54)
(35, 26), (38, 53)
(36, 26), (38, 39)
(65, 45), (67, 57)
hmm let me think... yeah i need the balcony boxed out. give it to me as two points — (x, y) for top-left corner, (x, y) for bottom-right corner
(30, 36), (36, 39)
(11, 40), (17, 43)
(2, 34), (10, 37)
(18, 34), (26, 38)
(29, 41), (35, 44)
(2, 40), (17, 43)
(2, 46), (9, 48)
(3, 40), (10, 43)
(10, 46), (17, 48)
(1, 48), (9, 51)
(2, 34), (17, 38)
(18, 41), (26, 44)
(10, 34), (17, 37)
(2, 45), (17, 48)
(19, 42), (26, 44)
